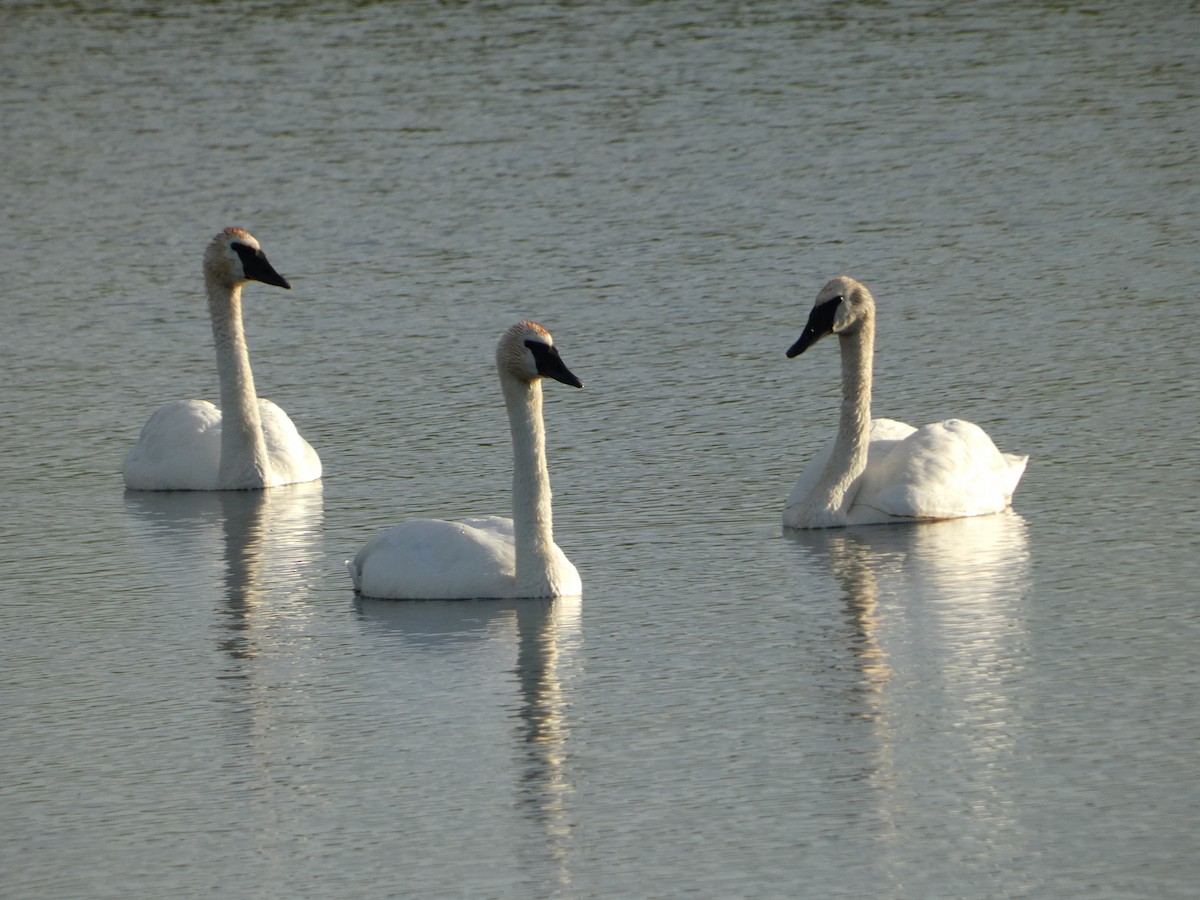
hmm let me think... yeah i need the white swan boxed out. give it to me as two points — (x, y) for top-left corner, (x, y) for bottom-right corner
(782, 275), (1027, 529)
(348, 321), (583, 600)
(123, 227), (322, 491)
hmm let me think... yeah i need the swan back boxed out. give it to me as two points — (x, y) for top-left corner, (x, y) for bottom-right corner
(123, 398), (321, 491)
(349, 516), (518, 600)
(851, 419), (1027, 523)
(123, 399), (224, 491)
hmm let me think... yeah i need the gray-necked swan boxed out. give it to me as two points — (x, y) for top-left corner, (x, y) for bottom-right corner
(122, 227), (322, 491)
(348, 320), (583, 600)
(782, 275), (1026, 529)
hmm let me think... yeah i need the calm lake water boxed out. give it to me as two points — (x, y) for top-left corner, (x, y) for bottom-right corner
(3, 0), (1199, 897)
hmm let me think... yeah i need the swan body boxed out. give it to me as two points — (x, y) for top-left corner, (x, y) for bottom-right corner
(349, 321), (583, 600)
(783, 275), (1026, 529)
(123, 228), (321, 491)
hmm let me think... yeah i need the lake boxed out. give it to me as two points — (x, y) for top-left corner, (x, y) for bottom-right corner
(2, 1), (1198, 897)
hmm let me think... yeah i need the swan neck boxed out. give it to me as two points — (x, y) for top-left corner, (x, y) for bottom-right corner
(839, 320), (874, 429)
(502, 374), (557, 595)
(208, 279), (269, 489)
(816, 324), (875, 521)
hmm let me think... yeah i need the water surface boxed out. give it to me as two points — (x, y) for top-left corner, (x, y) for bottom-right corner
(2, 1), (1199, 897)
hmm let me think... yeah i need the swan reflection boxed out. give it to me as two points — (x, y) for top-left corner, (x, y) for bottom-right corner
(512, 594), (582, 891)
(356, 594), (582, 889)
(786, 513), (1032, 847)
(124, 482), (325, 662)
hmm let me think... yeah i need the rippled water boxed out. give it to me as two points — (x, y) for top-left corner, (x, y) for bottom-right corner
(3, 1), (1199, 897)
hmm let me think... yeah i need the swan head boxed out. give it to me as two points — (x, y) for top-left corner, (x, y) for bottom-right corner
(204, 227), (292, 290)
(786, 275), (875, 358)
(497, 321), (584, 389)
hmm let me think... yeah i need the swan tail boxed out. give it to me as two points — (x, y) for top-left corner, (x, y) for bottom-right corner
(1001, 453), (1029, 501)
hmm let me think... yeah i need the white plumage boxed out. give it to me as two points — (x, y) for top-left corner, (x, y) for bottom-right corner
(783, 275), (1026, 529)
(123, 228), (321, 491)
(349, 321), (582, 600)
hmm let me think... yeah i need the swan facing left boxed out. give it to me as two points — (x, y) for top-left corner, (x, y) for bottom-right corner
(783, 275), (1027, 529)
(122, 227), (322, 491)
(348, 321), (583, 600)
